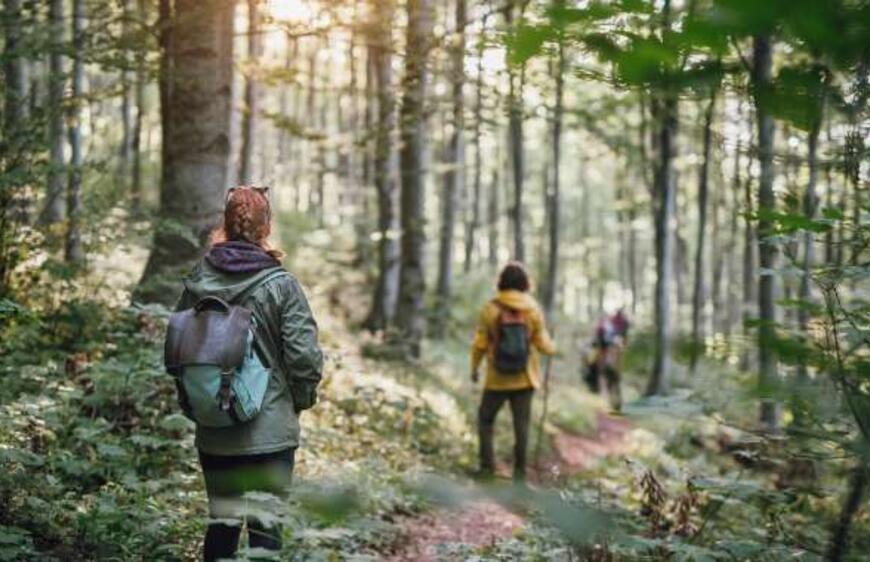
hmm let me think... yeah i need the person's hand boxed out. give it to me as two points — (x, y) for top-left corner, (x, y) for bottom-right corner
(471, 370), (479, 384)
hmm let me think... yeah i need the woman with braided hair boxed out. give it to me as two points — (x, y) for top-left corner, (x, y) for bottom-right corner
(175, 186), (323, 560)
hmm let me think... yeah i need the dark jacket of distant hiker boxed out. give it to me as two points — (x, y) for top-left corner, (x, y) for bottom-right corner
(176, 254), (323, 456)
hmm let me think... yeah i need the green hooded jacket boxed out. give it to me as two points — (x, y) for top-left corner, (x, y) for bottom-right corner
(176, 260), (323, 455)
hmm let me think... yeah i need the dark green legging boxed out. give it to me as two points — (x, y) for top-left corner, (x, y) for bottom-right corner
(198, 448), (295, 562)
(478, 388), (534, 480)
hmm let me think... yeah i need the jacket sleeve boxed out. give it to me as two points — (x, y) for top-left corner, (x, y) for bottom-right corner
(471, 306), (490, 372)
(531, 308), (557, 356)
(280, 277), (324, 412)
(174, 287), (194, 312)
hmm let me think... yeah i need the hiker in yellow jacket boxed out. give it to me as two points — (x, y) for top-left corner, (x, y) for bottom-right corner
(471, 262), (557, 481)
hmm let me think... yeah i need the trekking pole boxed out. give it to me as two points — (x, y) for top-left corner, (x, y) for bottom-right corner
(533, 331), (556, 472)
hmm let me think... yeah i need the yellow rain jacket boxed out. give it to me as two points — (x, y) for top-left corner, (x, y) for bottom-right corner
(471, 290), (557, 391)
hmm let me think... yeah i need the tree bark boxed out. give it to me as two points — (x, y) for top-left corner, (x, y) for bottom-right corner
(542, 16), (564, 322)
(238, 0), (261, 184)
(135, 0), (234, 303)
(362, 0), (399, 333)
(797, 94), (823, 382)
(433, 0), (466, 338)
(752, 34), (779, 429)
(65, 0), (84, 264)
(826, 461), (870, 562)
(3, 0), (26, 133)
(506, 0), (527, 263)
(131, 0), (147, 214)
(119, 0), (135, 197)
(464, 12), (487, 273)
(646, 0), (676, 396)
(690, 87), (717, 373)
(394, 0), (432, 358)
(40, 0), (66, 225)
(488, 163), (500, 267)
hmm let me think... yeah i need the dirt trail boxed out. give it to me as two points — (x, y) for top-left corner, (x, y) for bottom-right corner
(387, 411), (633, 561)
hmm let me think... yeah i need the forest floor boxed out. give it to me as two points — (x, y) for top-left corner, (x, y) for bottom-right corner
(389, 412), (633, 561)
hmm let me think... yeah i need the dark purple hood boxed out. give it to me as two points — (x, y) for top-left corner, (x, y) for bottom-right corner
(205, 241), (280, 273)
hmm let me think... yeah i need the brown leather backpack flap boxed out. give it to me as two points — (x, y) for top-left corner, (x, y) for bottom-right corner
(164, 303), (252, 374)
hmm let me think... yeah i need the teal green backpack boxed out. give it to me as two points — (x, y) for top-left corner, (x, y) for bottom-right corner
(164, 271), (287, 427)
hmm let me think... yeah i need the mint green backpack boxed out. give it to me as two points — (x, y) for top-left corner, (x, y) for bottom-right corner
(164, 271), (287, 427)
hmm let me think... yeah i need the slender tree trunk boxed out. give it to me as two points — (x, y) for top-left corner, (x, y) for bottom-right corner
(740, 102), (757, 371)
(41, 0), (66, 225)
(3, 0), (26, 132)
(826, 461), (870, 562)
(362, 0), (399, 333)
(506, 1), (527, 262)
(119, 0), (135, 197)
(752, 34), (779, 429)
(690, 87), (718, 373)
(542, 18), (564, 321)
(131, 0), (147, 215)
(238, 0), (261, 184)
(724, 101), (744, 335)
(646, 0), (676, 396)
(464, 13), (487, 273)
(488, 163), (500, 267)
(395, 0), (432, 358)
(65, 0), (84, 264)
(135, 0), (234, 303)
(797, 97), (823, 383)
(0, 0), (27, 292)
(433, 0), (466, 338)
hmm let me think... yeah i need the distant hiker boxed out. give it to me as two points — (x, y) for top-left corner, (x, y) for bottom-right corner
(471, 262), (557, 482)
(585, 309), (628, 412)
(166, 186), (323, 561)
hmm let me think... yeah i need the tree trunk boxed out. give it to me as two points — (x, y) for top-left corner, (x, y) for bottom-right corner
(506, 1), (527, 263)
(3, 0), (26, 132)
(797, 97), (823, 383)
(646, 0), (676, 396)
(394, 0), (432, 358)
(488, 164), (500, 267)
(135, 0), (234, 304)
(542, 18), (564, 322)
(433, 0), (466, 338)
(65, 0), (84, 264)
(119, 0), (135, 197)
(0, 0), (27, 292)
(740, 102), (757, 371)
(752, 34), (779, 429)
(238, 0), (261, 184)
(826, 461), (870, 562)
(464, 12), (487, 273)
(362, 0), (399, 333)
(690, 87), (718, 373)
(40, 0), (66, 225)
(131, 0), (147, 215)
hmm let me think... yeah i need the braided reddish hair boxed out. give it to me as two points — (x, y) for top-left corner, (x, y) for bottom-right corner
(211, 186), (284, 259)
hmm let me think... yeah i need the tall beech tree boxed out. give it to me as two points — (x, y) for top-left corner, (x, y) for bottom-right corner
(506, 0), (528, 262)
(433, 0), (466, 338)
(646, 0), (678, 396)
(238, 0), (262, 184)
(363, 0), (399, 333)
(690, 83), (719, 373)
(752, 33), (779, 429)
(65, 0), (85, 264)
(136, 0), (234, 303)
(394, 0), (432, 357)
(41, 0), (66, 225)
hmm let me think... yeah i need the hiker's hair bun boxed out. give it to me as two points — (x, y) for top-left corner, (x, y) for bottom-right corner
(210, 186), (285, 260)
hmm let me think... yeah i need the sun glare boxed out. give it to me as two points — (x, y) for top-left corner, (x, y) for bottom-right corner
(267, 0), (314, 22)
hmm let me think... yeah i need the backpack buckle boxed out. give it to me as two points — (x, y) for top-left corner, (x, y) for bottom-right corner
(218, 369), (233, 411)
